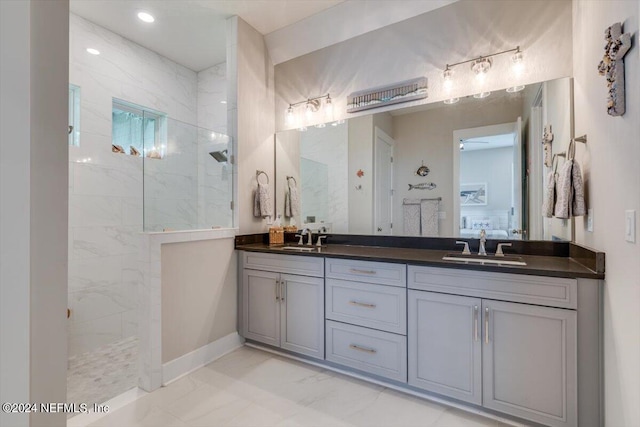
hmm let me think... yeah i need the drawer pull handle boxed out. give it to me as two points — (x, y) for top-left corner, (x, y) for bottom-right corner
(349, 344), (377, 354)
(349, 268), (377, 275)
(349, 300), (376, 309)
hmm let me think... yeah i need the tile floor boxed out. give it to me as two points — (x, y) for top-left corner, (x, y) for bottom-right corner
(87, 346), (513, 427)
(68, 336), (139, 414)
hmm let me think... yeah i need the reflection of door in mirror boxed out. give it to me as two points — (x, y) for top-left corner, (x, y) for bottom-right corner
(374, 128), (394, 235)
(454, 121), (522, 240)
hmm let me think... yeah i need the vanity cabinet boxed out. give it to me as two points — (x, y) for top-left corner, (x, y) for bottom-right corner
(408, 266), (578, 427)
(241, 252), (324, 360)
(325, 258), (408, 382)
(408, 291), (482, 404)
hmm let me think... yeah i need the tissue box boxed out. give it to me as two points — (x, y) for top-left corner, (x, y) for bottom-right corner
(269, 227), (284, 245)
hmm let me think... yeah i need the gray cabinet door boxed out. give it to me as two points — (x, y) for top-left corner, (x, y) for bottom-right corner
(242, 269), (280, 347)
(482, 300), (577, 427)
(408, 290), (482, 404)
(280, 273), (324, 359)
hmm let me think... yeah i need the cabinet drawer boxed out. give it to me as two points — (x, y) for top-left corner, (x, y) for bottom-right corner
(326, 279), (407, 334)
(326, 258), (406, 287)
(242, 251), (324, 277)
(408, 265), (577, 309)
(326, 320), (407, 382)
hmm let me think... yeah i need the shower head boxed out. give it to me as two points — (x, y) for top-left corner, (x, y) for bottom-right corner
(209, 149), (228, 162)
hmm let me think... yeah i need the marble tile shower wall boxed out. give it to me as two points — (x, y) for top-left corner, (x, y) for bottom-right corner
(197, 63), (232, 230)
(68, 13), (205, 356)
(300, 125), (349, 232)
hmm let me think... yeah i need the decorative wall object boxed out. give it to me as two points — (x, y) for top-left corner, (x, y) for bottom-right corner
(347, 77), (428, 113)
(460, 182), (487, 206)
(542, 125), (554, 167)
(408, 182), (437, 191)
(356, 169), (364, 178)
(415, 162), (430, 176)
(597, 22), (631, 116)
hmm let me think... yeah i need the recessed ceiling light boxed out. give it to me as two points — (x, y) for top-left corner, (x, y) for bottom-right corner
(137, 12), (155, 23)
(86, 48), (100, 55)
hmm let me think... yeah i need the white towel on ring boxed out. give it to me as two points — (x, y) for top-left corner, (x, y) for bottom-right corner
(254, 182), (272, 218)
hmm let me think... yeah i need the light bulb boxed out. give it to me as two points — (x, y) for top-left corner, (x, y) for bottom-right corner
(511, 50), (524, 75)
(471, 58), (491, 82)
(285, 106), (295, 127)
(443, 68), (453, 91)
(315, 123), (326, 128)
(324, 96), (333, 118)
(305, 102), (314, 120)
(444, 98), (459, 105)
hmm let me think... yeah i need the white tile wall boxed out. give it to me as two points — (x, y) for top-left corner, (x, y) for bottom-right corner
(68, 13), (230, 357)
(68, 13), (202, 356)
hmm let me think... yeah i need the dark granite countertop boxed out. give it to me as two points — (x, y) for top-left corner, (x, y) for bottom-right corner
(236, 242), (604, 280)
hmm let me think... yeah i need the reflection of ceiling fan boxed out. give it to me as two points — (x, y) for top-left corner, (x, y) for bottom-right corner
(459, 138), (490, 150)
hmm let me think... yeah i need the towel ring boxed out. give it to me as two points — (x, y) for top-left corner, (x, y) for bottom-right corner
(286, 176), (297, 185)
(256, 170), (269, 185)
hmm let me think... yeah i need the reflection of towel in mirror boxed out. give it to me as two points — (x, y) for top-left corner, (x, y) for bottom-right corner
(254, 182), (272, 218)
(420, 200), (439, 237)
(403, 199), (421, 236)
(542, 170), (556, 218)
(284, 179), (300, 218)
(554, 160), (586, 219)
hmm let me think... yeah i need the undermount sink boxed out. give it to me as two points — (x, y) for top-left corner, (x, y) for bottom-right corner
(442, 253), (527, 266)
(281, 246), (318, 252)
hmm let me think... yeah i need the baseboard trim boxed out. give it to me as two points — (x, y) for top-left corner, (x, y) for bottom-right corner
(162, 332), (244, 385)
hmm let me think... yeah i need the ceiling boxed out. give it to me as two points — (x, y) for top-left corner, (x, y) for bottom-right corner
(69, 0), (345, 71)
(461, 133), (515, 152)
(69, 0), (457, 72)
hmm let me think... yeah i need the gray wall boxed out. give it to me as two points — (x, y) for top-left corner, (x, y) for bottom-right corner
(232, 17), (276, 233)
(1, 1), (69, 427)
(572, 1), (640, 425)
(161, 239), (237, 363)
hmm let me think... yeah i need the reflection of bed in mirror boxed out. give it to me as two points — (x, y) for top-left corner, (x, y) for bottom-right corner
(459, 210), (509, 238)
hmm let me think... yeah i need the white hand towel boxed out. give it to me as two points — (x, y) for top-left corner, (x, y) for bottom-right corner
(403, 199), (421, 236)
(571, 161), (586, 217)
(554, 159), (586, 219)
(284, 179), (300, 218)
(554, 160), (573, 219)
(420, 199), (439, 237)
(254, 182), (272, 218)
(542, 170), (556, 218)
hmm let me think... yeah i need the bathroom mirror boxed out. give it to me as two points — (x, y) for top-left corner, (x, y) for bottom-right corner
(275, 77), (573, 241)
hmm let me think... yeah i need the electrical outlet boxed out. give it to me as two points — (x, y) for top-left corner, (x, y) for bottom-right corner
(587, 209), (593, 232)
(625, 210), (636, 243)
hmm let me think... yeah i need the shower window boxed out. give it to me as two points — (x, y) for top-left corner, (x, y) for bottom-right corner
(68, 84), (80, 146)
(112, 99), (166, 157)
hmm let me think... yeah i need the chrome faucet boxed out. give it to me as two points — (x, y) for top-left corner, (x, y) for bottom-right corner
(478, 229), (487, 256)
(302, 228), (313, 246)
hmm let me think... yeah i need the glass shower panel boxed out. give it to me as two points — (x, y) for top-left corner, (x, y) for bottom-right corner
(142, 116), (233, 232)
